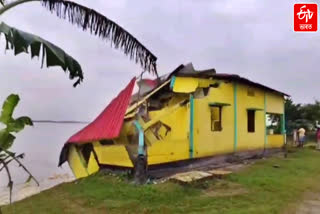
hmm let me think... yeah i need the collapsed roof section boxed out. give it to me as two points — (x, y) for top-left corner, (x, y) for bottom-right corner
(126, 63), (288, 117)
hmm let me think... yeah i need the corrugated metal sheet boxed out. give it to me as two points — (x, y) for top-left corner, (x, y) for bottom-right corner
(212, 73), (289, 96)
(166, 64), (288, 96)
(130, 79), (159, 101)
(67, 77), (136, 144)
(131, 64), (288, 99)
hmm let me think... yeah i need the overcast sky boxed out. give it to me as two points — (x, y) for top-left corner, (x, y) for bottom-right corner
(1, 0), (319, 122)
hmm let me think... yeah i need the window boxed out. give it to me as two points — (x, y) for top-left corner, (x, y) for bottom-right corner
(209, 103), (230, 132)
(266, 113), (282, 135)
(211, 106), (222, 131)
(247, 110), (255, 132)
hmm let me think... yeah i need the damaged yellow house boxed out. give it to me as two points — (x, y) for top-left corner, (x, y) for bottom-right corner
(58, 63), (288, 179)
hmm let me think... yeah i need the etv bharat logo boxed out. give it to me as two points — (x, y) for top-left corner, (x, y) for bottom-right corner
(294, 3), (318, 32)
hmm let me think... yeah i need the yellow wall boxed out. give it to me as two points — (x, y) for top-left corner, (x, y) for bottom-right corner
(267, 135), (285, 148)
(87, 152), (100, 174)
(134, 78), (285, 164)
(147, 95), (190, 165)
(93, 142), (134, 167)
(193, 80), (235, 157)
(236, 84), (265, 151)
(192, 79), (285, 156)
(68, 145), (89, 179)
(68, 145), (100, 178)
(266, 92), (284, 114)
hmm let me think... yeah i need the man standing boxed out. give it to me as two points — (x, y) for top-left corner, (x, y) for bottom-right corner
(298, 127), (306, 147)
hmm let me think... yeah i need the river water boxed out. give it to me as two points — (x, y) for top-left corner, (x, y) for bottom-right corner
(0, 123), (85, 205)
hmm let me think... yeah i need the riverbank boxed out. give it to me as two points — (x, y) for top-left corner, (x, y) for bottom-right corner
(2, 148), (320, 214)
(0, 173), (74, 206)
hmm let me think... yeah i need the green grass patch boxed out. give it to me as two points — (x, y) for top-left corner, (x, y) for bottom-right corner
(2, 149), (320, 214)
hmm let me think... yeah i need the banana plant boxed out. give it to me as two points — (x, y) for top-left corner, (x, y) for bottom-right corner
(0, 94), (38, 204)
(0, 0), (158, 87)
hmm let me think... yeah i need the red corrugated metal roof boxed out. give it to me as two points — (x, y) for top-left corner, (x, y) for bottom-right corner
(67, 77), (136, 144)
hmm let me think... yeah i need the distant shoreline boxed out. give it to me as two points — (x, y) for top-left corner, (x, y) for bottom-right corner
(32, 120), (89, 124)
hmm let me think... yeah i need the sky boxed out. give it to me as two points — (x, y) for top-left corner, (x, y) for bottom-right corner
(1, 0), (320, 122)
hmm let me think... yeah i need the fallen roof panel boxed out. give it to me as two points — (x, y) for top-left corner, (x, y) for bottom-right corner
(67, 77), (136, 144)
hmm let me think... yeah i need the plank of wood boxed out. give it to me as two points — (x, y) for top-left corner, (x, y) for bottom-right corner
(207, 169), (232, 178)
(169, 171), (213, 183)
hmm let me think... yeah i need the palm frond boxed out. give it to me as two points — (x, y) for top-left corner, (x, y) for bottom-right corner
(41, 0), (158, 75)
(0, 22), (83, 87)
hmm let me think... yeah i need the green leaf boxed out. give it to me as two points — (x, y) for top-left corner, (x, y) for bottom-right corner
(7, 116), (33, 133)
(0, 0), (5, 6)
(0, 130), (16, 150)
(0, 94), (19, 125)
(16, 116), (33, 126)
(0, 22), (84, 87)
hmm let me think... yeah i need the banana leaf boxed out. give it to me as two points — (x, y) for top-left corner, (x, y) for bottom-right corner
(7, 116), (33, 133)
(0, 94), (33, 150)
(0, 130), (15, 150)
(0, 94), (19, 124)
(0, 22), (83, 87)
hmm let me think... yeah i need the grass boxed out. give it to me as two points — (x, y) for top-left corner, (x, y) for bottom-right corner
(2, 148), (320, 214)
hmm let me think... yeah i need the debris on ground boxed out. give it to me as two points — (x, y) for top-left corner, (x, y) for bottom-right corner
(207, 169), (232, 178)
(169, 171), (213, 183)
(169, 169), (233, 184)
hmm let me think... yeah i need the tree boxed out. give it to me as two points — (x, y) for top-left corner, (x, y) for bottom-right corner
(285, 98), (320, 133)
(0, 0), (158, 87)
(0, 94), (38, 204)
(301, 101), (320, 123)
(285, 98), (302, 122)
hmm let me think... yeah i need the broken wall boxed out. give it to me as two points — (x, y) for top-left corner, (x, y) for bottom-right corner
(147, 94), (190, 164)
(193, 79), (235, 157)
